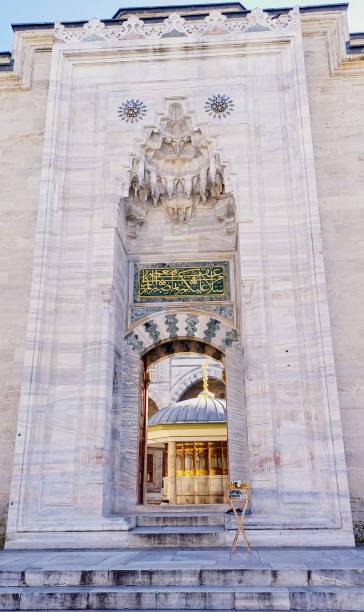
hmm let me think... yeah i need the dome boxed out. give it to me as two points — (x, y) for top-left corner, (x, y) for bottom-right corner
(148, 396), (226, 426)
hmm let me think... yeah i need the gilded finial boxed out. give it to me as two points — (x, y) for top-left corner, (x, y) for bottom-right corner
(198, 361), (215, 399)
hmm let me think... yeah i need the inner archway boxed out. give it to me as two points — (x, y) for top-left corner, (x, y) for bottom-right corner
(178, 377), (226, 402)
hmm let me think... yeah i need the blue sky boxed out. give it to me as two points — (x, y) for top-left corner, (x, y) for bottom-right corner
(1, 1), (363, 52)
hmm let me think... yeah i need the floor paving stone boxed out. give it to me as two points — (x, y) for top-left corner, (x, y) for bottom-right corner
(0, 547), (363, 570)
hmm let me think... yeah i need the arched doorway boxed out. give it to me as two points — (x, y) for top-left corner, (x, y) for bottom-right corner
(109, 310), (249, 514)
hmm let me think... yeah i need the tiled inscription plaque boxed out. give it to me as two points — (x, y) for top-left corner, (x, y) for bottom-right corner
(134, 261), (230, 302)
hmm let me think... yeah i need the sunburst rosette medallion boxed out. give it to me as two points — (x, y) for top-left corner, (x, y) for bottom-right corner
(118, 98), (147, 123)
(205, 94), (234, 120)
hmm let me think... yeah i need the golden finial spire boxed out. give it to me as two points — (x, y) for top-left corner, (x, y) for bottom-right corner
(198, 361), (215, 399)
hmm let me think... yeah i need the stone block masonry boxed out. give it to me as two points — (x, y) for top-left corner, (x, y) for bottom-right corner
(0, 46), (52, 542)
(0, 5), (363, 548)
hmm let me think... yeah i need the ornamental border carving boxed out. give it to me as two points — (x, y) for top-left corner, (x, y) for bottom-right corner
(125, 310), (240, 355)
(54, 8), (300, 44)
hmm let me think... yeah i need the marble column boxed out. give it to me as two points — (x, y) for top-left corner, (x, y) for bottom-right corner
(167, 441), (176, 504)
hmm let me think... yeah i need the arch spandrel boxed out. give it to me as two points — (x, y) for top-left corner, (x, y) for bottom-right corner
(124, 309), (240, 356)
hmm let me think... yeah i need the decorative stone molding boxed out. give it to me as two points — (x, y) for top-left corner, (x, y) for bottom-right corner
(197, 305), (234, 321)
(205, 94), (234, 120)
(185, 315), (199, 337)
(131, 307), (162, 323)
(54, 8), (300, 44)
(122, 102), (236, 237)
(143, 320), (160, 344)
(165, 313), (179, 339)
(0, 31), (54, 91)
(118, 98), (147, 124)
(125, 331), (144, 353)
(130, 304), (234, 324)
(125, 311), (239, 355)
(301, 11), (364, 75)
(220, 329), (239, 350)
(203, 318), (221, 343)
(3, 8), (361, 95)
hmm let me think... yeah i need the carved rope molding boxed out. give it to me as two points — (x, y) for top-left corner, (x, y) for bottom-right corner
(54, 8), (300, 44)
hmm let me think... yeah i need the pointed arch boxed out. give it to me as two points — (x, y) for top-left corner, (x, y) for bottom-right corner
(170, 363), (224, 403)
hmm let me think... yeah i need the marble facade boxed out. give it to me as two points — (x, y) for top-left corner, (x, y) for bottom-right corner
(0, 3), (363, 548)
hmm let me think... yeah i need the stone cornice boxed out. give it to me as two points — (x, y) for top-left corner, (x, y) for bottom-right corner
(301, 10), (364, 75)
(53, 8), (300, 44)
(1, 6), (362, 91)
(0, 30), (53, 91)
(0, 7), (301, 92)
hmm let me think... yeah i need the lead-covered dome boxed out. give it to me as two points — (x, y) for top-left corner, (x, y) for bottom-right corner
(148, 396), (226, 426)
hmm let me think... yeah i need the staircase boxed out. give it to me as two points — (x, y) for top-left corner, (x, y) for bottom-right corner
(1, 562), (364, 610)
(129, 512), (226, 547)
(1, 540), (364, 611)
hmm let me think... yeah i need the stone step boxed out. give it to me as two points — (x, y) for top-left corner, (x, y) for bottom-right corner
(2, 567), (364, 587)
(136, 504), (228, 513)
(137, 512), (225, 527)
(128, 525), (226, 547)
(1, 585), (364, 610)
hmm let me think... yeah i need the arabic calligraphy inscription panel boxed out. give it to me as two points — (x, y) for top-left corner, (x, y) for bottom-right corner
(134, 261), (231, 303)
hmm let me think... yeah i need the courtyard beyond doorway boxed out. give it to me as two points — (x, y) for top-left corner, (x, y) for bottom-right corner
(144, 353), (229, 506)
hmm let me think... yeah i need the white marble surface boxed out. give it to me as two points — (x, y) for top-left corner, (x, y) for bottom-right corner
(1, 7), (360, 549)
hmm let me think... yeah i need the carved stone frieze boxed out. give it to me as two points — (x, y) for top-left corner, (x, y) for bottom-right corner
(126, 311), (240, 355)
(54, 8), (300, 44)
(130, 304), (234, 324)
(122, 102), (236, 237)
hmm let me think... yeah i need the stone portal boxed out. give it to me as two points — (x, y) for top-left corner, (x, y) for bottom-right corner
(5, 6), (354, 548)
